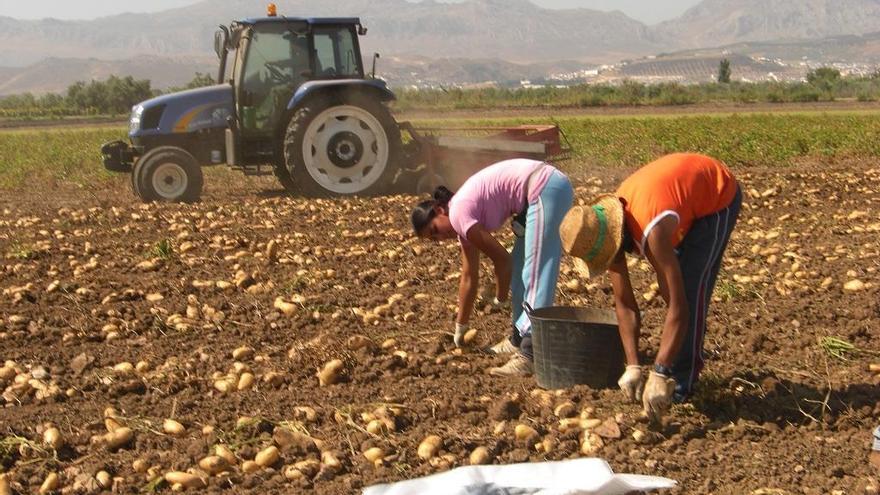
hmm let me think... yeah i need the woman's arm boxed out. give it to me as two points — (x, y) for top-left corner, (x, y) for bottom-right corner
(465, 225), (512, 302)
(644, 216), (689, 368)
(608, 252), (641, 366)
(457, 242), (481, 325)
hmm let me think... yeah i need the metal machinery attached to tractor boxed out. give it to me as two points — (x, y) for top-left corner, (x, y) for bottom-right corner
(101, 4), (567, 202)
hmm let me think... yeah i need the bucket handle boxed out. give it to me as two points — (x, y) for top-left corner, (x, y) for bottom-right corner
(522, 301), (534, 316)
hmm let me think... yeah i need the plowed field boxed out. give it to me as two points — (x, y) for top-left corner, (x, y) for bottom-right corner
(1, 159), (878, 495)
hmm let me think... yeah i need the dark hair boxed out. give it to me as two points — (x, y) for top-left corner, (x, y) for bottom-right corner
(411, 186), (454, 235)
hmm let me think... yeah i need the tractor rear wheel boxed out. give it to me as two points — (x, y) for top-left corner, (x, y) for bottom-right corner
(283, 97), (401, 197)
(133, 146), (203, 203)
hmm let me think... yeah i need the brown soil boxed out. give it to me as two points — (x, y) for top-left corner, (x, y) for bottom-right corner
(0, 159), (878, 495)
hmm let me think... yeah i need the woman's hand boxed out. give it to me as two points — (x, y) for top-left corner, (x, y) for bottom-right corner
(465, 225), (511, 302)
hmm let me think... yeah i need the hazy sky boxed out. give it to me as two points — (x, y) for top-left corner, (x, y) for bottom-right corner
(0, 0), (701, 24)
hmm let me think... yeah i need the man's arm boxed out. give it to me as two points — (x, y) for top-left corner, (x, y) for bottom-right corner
(644, 216), (689, 368)
(608, 252), (641, 366)
(457, 242), (481, 325)
(465, 225), (512, 302)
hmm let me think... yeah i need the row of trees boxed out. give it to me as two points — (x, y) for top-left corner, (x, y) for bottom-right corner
(0, 73), (215, 118)
(0, 67), (878, 118)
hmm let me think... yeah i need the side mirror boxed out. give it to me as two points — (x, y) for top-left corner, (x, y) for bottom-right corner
(214, 26), (229, 59)
(371, 53), (380, 79)
(358, 25), (368, 36)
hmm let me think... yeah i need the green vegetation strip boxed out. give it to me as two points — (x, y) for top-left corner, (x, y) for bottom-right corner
(2, 112), (879, 189)
(414, 113), (880, 169)
(0, 126), (125, 188)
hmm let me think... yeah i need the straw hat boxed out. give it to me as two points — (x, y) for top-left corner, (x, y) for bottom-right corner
(559, 194), (624, 279)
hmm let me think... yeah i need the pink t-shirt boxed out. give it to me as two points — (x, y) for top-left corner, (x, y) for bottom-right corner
(448, 159), (553, 245)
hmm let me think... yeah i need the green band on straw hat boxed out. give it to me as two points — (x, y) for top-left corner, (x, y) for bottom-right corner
(584, 204), (608, 262)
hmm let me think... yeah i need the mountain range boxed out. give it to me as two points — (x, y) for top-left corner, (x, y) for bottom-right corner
(2, 0), (880, 95)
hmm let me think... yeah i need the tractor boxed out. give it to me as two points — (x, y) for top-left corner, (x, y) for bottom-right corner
(101, 4), (565, 202)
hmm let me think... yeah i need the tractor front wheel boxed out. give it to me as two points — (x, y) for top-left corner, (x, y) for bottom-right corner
(283, 97), (401, 197)
(133, 147), (203, 203)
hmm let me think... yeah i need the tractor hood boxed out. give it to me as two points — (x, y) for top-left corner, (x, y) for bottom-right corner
(130, 83), (234, 138)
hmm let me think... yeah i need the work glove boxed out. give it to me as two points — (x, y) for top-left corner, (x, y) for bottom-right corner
(642, 371), (676, 423)
(617, 365), (643, 403)
(453, 322), (469, 348)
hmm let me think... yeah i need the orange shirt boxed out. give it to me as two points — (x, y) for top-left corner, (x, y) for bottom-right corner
(616, 153), (737, 254)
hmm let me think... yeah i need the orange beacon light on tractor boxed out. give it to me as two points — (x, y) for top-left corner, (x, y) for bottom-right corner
(267, 4), (277, 17)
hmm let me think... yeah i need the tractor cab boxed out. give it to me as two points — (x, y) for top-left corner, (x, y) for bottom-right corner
(214, 11), (399, 196)
(217, 17), (366, 138)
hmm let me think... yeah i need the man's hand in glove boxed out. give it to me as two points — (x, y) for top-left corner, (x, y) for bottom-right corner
(617, 365), (643, 402)
(643, 370), (676, 423)
(453, 322), (469, 348)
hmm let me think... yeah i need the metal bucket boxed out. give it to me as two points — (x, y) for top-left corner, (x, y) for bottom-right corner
(525, 303), (624, 390)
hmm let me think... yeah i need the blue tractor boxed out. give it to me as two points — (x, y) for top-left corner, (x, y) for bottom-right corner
(101, 6), (403, 201)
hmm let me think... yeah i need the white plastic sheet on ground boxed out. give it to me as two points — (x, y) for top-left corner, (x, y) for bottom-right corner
(363, 458), (676, 495)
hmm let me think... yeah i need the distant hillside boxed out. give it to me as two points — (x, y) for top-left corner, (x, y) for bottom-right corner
(0, 57), (217, 96)
(3, 0), (880, 96)
(657, 0), (880, 48)
(608, 53), (801, 83)
(0, 0), (658, 68)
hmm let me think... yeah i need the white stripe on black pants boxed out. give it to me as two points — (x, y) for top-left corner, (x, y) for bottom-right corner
(671, 186), (742, 401)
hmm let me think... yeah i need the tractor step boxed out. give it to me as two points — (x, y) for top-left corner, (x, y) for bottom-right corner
(229, 164), (275, 177)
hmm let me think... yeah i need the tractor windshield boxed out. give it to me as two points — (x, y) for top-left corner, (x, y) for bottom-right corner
(312, 26), (362, 79)
(238, 21), (310, 134)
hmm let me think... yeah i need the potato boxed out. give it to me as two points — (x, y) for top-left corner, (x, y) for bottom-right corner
(198, 456), (230, 475)
(39, 472), (59, 494)
(844, 279), (865, 292)
(293, 406), (318, 423)
(274, 297), (297, 316)
(215, 445), (237, 465)
(294, 459), (321, 478)
(462, 328), (478, 345)
(0, 474), (10, 495)
(104, 427), (134, 451)
(514, 424), (539, 443)
(95, 471), (112, 489)
(231, 346), (254, 361)
(317, 359), (345, 386)
(43, 426), (64, 449)
(213, 378), (234, 393)
(321, 451), (341, 470)
(366, 419), (388, 436)
(255, 446), (280, 467)
(132, 459), (150, 474)
(417, 435), (443, 460)
(580, 433), (604, 455)
(113, 362), (135, 374)
(164, 472), (206, 489)
(241, 460), (260, 474)
(553, 401), (576, 419)
(237, 372), (255, 391)
(632, 429), (646, 443)
(283, 466), (305, 481)
(469, 446), (492, 465)
(363, 447), (385, 465)
(163, 419), (186, 437)
(580, 418), (602, 430)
